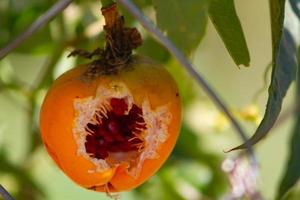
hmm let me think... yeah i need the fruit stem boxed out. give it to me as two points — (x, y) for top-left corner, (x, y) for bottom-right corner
(101, 3), (142, 67)
(67, 2), (142, 74)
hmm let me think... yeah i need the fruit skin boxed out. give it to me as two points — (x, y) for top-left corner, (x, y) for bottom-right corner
(40, 55), (182, 192)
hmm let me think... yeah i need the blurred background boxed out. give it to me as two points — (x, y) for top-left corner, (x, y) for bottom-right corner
(0, 0), (296, 199)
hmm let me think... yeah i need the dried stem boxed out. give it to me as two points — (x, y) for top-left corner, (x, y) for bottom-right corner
(68, 3), (142, 74)
(116, 0), (258, 166)
(0, 185), (15, 200)
(101, 3), (142, 66)
(0, 0), (72, 60)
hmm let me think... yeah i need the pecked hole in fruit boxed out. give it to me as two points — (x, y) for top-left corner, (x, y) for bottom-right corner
(84, 98), (146, 160)
(73, 83), (172, 177)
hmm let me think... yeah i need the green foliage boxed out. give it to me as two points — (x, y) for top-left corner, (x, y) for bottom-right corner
(136, 37), (170, 62)
(279, 110), (300, 199)
(269, 0), (286, 59)
(0, 149), (45, 200)
(165, 59), (197, 105)
(277, 47), (300, 199)
(289, 0), (300, 20)
(152, 0), (209, 55)
(208, 0), (250, 67)
(173, 124), (227, 197)
(230, 0), (298, 151)
(0, 0), (54, 54)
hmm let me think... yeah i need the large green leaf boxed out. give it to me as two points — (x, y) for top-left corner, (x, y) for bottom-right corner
(136, 37), (170, 62)
(289, 0), (300, 20)
(230, 0), (297, 151)
(277, 46), (300, 199)
(152, 0), (208, 55)
(269, 0), (287, 60)
(208, 0), (250, 67)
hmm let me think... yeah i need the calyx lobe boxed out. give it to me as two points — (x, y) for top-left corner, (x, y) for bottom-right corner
(68, 3), (142, 71)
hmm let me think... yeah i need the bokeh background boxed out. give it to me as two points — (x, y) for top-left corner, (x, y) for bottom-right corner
(0, 0), (297, 199)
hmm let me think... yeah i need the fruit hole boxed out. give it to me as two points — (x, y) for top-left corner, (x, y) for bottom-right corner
(84, 98), (146, 160)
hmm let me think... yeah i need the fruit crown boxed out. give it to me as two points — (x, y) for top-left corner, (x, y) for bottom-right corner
(68, 3), (143, 73)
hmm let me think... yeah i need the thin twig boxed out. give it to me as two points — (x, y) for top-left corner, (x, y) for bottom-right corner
(117, 0), (258, 166)
(0, 185), (15, 200)
(0, 0), (73, 60)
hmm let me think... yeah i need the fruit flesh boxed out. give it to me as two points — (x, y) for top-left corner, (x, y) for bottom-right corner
(40, 56), (181, 192)
(84, 98), (146, 160)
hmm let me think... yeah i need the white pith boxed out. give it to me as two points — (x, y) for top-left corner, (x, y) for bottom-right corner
(72, 82), (172, 178)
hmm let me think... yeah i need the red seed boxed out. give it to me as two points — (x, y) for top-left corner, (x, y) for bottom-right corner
(84, 98), (146, 159)
(110, 98), (128, 116)
(108, 120), (120, 133)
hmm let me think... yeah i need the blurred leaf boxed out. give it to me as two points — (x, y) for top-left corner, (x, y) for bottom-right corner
(209, 0), (250, 67)
(120, 0), (152, 26)
(136, 37), (170, 62)
(15, 26), (54, 54)
(282, 182), (300, 200)
(159, 167), (188, 200)
(289, 0), (300, 20)
(134, 170), (184, 200)
(278, 112), (300, 199)
(277, 47), (300, 199)
(173, 123), (227, 197)
(230, 0), (299, 150)
(166, 59), (197, 105)
(269, 0), (286, 57)
(133, 0), (152, 7)
(0, 148), (46, 200)
(175, 160), (212, 193)
(152, 0), (208, 55)
(0, 0), (54, 54)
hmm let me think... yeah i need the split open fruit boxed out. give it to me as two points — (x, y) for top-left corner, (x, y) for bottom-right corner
(39, 56), (182, 192)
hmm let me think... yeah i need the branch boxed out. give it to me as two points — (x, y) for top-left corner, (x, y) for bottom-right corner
(116, 0), (258, 166)
(0, 185), (15, 200)
(0, 0), (73, 60)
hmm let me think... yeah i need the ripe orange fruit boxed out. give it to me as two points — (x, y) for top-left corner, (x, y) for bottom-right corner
(40, 55), (182, 192)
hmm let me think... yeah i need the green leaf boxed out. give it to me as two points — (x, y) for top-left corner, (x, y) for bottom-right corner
(208, 0), (250, 67)
(269, 0), (286, 61)
(120, 0), (153, 27)
(230, 0), (300, 150)
(289, 0), (300, 21)
(152, 0), (208, 55)
(278, 113), (300, 199)
(166, 59), (197, 105)
(0, 0), (54, 53)
(136, 37), (170, 62)
(277, 47), (300, 199)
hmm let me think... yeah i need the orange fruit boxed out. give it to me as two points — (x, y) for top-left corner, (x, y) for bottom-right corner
(40, 56), (182, 192)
